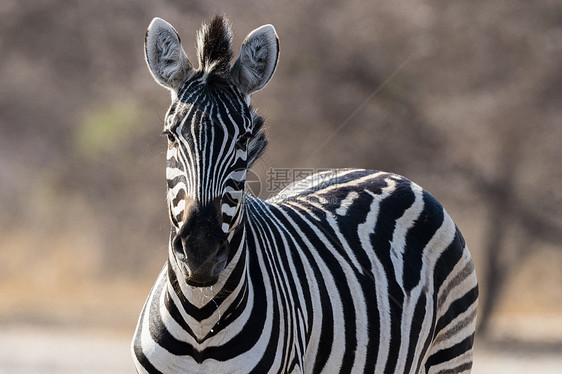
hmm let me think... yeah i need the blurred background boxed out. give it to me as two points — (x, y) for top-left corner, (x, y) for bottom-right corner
(1, 0), (561, 372)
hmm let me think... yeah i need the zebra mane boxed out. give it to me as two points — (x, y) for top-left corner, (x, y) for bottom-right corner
(196, 15), (233, 79)
(247, 110), (268, 168)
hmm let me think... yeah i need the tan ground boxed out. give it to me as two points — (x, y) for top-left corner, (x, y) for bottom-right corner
(0, 324), (560, 374)
(1, 264), (560, 373)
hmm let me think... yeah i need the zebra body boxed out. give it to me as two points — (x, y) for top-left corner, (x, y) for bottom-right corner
(133, 16), (478, 374)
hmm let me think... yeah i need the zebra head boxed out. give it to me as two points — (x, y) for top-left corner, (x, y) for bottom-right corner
(145, 16), (279, 287)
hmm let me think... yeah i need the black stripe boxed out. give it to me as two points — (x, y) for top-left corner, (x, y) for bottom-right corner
(167, 175), (185, 190)
(370, 179), (416, 373)
(266, 203), (335, 373)
(404, 292), (427, 373)
(148, 280), (198, 357)
(433, 227), (466, 293)
(251, 201), (313, 360)
(286, 205), (360, 373)
(403, 191), (444, 292)
(424, 333), (475, 370)
(434, 286), (479, 335)
(132, 275), (166, 374)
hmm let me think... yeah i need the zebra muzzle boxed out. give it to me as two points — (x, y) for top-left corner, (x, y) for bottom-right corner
(172, 199), (230, 287)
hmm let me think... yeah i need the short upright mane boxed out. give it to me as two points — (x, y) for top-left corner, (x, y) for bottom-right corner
(196, 15), (233, 78)
(247, 111), (267, 168)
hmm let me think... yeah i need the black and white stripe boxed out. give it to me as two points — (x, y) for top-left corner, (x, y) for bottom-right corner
(134, 16), (478, 374)
(164, 79), (252, 233)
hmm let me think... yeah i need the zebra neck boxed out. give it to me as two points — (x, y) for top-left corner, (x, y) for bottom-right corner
(164, 224), (249, 340)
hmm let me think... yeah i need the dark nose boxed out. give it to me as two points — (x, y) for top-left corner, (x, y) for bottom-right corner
(172, 198), (229, 286)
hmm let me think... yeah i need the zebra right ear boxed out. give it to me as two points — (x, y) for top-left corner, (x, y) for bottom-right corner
(145, 18), (192, 91)
(231, 24), (279, 97)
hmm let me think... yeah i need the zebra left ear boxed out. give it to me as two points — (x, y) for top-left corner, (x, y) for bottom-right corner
(145, 18), (192, 91)
(231, 24), (279, 97)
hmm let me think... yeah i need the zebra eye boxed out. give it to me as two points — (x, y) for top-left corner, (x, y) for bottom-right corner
(162, 131), (176, 143)
(235, 132), (250, 150)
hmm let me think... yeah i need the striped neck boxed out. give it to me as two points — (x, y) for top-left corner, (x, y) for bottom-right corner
(165, 216), (249, 341)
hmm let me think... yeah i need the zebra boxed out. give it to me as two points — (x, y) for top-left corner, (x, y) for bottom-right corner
(132, 15), (478, 374)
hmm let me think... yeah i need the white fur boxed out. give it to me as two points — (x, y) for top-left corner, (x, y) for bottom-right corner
(232, 24), (279, 96)
(145, 18), (192, 90)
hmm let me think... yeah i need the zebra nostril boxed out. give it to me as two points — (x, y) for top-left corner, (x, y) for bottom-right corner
(173, 236), (185, 259)
(215, 240), (229, 261)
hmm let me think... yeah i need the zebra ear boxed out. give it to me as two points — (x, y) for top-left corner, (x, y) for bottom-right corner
(231, 24), (279, 96)
(145, 18), (192, 91)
